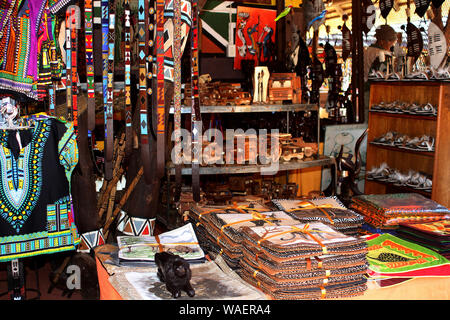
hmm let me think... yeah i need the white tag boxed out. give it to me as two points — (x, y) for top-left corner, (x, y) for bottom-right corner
(16, 131), (22, 150)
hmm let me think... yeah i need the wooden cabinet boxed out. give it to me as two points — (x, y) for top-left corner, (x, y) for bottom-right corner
(365, 81), (450, 208)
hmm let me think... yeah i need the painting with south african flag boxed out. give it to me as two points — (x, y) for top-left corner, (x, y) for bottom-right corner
(234, 6), (276, 70)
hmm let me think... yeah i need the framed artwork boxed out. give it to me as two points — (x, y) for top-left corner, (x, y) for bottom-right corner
(199, 1), (236, 55)
(320, 123), (368, 193)
(234, 6), (276, 70)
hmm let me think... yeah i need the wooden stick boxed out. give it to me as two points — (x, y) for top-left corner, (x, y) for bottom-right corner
(103, 166), (144, 239)
(97, 136), (120, 210)
(50, 256), (71, 284)
(104, 134), (126, 224)
(98, 133), (126, 220)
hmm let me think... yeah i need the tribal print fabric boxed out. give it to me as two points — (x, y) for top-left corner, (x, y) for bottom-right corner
(0, 118), (79, 262)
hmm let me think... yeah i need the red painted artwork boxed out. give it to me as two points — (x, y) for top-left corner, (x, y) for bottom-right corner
(234, 6), (276, 70)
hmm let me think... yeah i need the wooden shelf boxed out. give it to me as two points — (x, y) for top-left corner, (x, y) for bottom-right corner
(369, 111), (437, 121)
(168, 103), (318, 114)
(365, 81), (450, 208)
(365, 179), (432, 198)
(167, 156), (334, 176)
(369, 142), (435, 158)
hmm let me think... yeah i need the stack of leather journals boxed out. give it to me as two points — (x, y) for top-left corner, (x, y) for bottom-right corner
(273, 197), (364, 236)
(189, 201), (298, 269)
(351, 193), (449, 232)
(238, 222), (369, 299)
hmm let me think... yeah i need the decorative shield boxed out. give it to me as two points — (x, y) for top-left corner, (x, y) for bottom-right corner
(324, 42), (337, 77)
(310, 55), (325, 104)
(402, 21), (423, 63)
(431, 0), (444, 8)
(379, 0), (394, 19)
(339, 18), (352, 61)
(362, 0), (377, 34)
(428, 21), (447, 69)
(298, 35), (312, 67)
(413, 0), (431, 18)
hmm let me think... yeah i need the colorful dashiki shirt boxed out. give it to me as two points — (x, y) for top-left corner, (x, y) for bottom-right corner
(0, 117), (79, 262)
(0, 0), (67, 99)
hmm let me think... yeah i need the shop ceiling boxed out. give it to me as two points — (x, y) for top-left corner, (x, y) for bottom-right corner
(317, 0), (449, 37)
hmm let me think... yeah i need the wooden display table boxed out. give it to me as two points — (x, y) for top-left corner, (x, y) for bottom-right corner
(94, 245), (449, 300)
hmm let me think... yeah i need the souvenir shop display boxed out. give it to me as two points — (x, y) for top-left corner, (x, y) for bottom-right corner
(0, 0), (449, 302)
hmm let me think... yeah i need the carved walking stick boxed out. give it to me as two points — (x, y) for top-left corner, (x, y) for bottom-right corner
(105, 0), (116, 180)
(156, 0), (166, 178)
(103, 166), (144, 239)
(85, 0), (96, 132)
(173, 0), (183, 202)
(191, 0), (202, 202)
(124, 0), (132, 156)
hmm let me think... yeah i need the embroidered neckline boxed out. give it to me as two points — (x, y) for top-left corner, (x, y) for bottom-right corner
(0, 119), (51, 233)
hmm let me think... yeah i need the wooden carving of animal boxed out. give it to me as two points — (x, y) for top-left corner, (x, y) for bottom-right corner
(155, 251), (195, 299)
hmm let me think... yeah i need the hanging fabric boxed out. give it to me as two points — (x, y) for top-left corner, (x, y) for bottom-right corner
(156, 0), (166, 179)
(49, 16), (63, 116)
(145, 1), (155, 181)
(105, 0), (115, 181)
(124, 0), (132, 156)
(69, 6), (80, 136)
(65, 10), (73, 121)
(173, 0), (183, 202)
(101, 0), (112, 180)
(85, 0), (96, 132)
(138, 0), (151, 183)
(48, 41), (58, 116)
